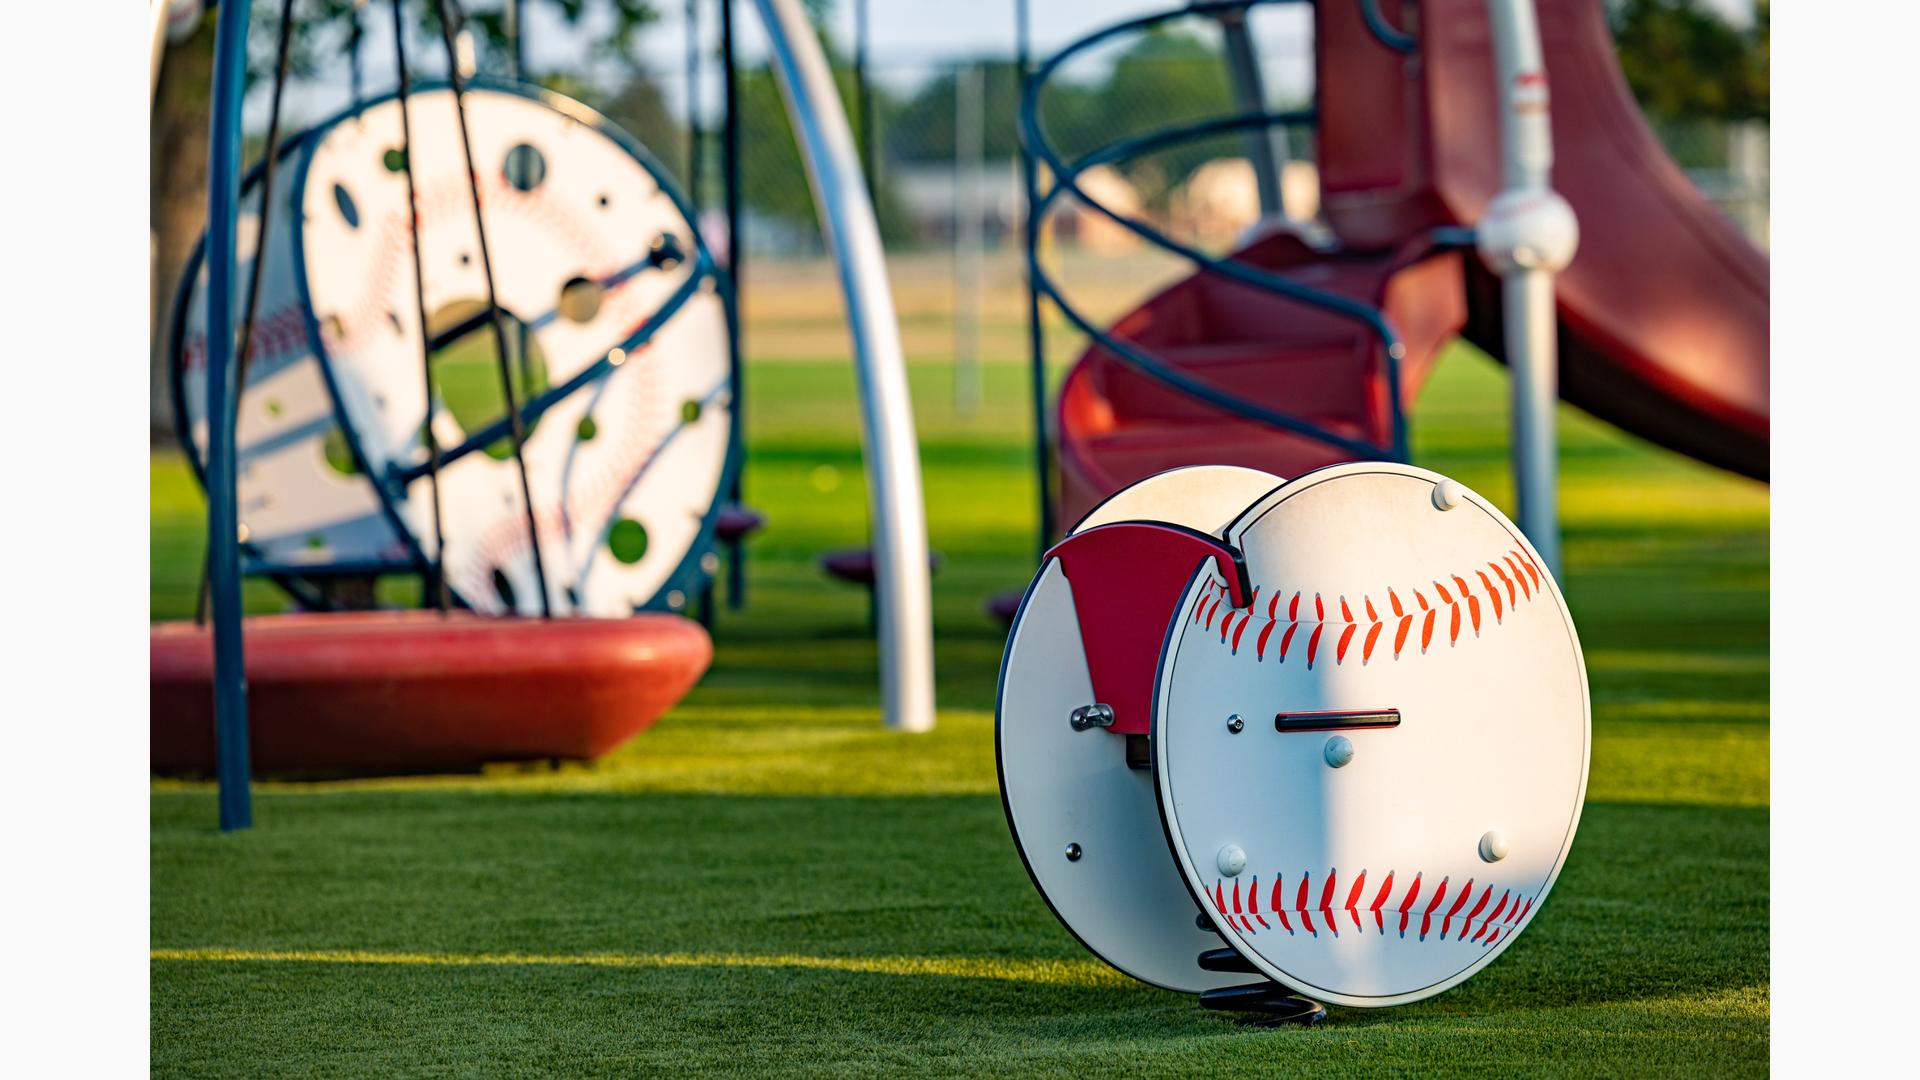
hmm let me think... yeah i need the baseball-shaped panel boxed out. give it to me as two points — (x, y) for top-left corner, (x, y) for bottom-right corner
(1153, 463), (1589, 1007)
(299, 86), (730, 616)
(1072, 463), (1284, 535)
(175, 138), (410, 572)
(175, 84), (732, 614)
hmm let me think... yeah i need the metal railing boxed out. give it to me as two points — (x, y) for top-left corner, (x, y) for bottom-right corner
(1017, 0), (1419, 520)
(1360, 0), (1419, 53)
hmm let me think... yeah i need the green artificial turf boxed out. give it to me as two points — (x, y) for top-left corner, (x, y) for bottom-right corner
(151, 346), (1768, 1076)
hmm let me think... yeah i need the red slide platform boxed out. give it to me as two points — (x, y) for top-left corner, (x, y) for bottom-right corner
(1056, 0), (1768, 526)
(151, 611), (712, 774)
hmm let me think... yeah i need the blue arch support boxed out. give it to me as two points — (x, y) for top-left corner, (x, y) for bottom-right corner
(206, 0), (254, 831)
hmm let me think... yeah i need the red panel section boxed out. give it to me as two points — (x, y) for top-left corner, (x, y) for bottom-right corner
(151, 611), (712, 773)
(1315, 0), (1449, 247)
(1045, 522), (1247, 735)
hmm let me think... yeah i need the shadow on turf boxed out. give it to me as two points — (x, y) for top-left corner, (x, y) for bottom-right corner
(153, 789), (1765, 1016)
(150, 948), (1768, 1078)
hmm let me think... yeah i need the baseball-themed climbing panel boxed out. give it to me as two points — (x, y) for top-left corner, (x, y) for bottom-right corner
(174, 81), (734, 615)
(996, 462), (1588, 1019)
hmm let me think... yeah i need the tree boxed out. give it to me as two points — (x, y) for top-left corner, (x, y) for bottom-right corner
(152, 10), (216, 438)
(729, 54), (912, 246)
(595, 66), (690, 187)
(1612, 0), (1769, 122)
(1087, 27), (1237, 201)
(883, 25), (1247, 211)
(883, 60), (1025, 164)
(149, 1), (660, 440)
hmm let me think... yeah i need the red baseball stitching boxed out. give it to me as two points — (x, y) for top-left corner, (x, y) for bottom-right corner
(187, 168), (639, 373)
(187, 176), (683, 586)
(1210, 868), (1534, 948)
(179, 306), (312, 374)
(330, 172), (617, 354)
(1197, 549), (1544, 667)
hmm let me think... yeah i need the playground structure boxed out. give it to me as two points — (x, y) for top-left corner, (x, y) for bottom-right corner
(148, 0), (1765, 823)
(132, 2), (1774, 1057)
(993, 0), (1763, 1022)
(1017, 0), (1769, 571)
(151, 0), (935, 825)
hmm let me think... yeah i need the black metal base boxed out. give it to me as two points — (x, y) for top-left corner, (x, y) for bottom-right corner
(1198, 983), (1328, 1026)
(1194, 942), (1327, 1026)
(1197, 946), (1260, 974)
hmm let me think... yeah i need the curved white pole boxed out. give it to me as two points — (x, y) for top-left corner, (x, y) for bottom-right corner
(753, 0), (937, 732)
(1478, 0), (1578, 577)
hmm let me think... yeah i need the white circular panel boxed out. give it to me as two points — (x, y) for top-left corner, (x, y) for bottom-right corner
(176, 140), (410, 571)
(997, 465), (1281, 993)
(177, 84), (732, 615)
(1153, 464), (1589, 1007)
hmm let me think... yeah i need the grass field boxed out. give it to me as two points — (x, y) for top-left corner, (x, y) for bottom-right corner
(151, 323), (1768, 1073)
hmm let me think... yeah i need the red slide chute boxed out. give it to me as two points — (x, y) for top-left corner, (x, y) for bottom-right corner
(1056, 0), (1767, 526)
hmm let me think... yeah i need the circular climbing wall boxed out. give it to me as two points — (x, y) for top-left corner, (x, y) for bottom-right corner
(175, 82), (733, 616)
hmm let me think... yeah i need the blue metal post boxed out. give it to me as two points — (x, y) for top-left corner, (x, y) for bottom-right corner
(206, 0), (254, 831)
(686, 0), (703, 211)
(506, 0), (524, 77)
(854, 0), (874, 194)
(348, 4), (364, 107)
(721, 0), (749, 610)
(1016, 0), (1053, 555)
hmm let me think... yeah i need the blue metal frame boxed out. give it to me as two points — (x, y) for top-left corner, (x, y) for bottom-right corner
(719, 0), (749, 611)
(384, 260), (711, 485)
(1360, 0), (1419, 54)
(434, 3), (555, 619)
(1015, 0), (1052, 557)
(205, 0), (253, 831)
(172, 77), (740, 619)
(391, 0), (452, 611)
(1017, 0), (1420, 489)
(170, 135), (383, 626)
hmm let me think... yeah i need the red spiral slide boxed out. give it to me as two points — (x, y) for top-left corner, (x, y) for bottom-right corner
(1055, 0), (1768, 527)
